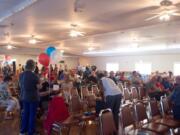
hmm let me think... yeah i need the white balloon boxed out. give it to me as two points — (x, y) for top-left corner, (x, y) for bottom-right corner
(50, 50), (62, 64)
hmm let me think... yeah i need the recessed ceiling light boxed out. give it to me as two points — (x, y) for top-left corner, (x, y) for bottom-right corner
(88, 47), (95, 51)
(60, 50), (64, 53)
(83, 45), (168, 55)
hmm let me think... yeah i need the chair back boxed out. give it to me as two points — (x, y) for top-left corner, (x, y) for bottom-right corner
(86, 94), (96, 108)
(123, 88), (131, 101)
(134, 101), (148, 122)
(131, 87), (139, 101)
(70, 95), (82, 114)
(149, 99), (161, 117)
(99, 109), (117, 135)
(91, 85), (100, 96)
(138, 87), (144, 99)
(81, 86), (89, 99)
(160, 96), (171, 116)
(119, 104), (135, 134)
(117, 82), (124, 92)
(71, 88), (79, 96)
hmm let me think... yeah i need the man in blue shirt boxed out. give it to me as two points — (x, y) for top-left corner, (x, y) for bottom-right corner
(19, 59), (40, 135)
(169, 76), (180, 120)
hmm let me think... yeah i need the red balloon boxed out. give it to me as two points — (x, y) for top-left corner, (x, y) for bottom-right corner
(38, 53), (50, 67)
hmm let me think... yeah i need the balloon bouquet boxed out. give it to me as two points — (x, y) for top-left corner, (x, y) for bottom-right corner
(38, 46), (63, 93)
(38, 46), (63, 69)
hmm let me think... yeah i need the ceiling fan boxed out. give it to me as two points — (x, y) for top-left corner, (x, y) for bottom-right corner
(0, 42), (17, 50)
(0, 23), (14, 29)
(145, 0), (180, 21)
(68, 24), (85, 37)
(9, 34), (43, 44)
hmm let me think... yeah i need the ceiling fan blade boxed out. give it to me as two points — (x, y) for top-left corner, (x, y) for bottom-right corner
(166, 9), (180, 15)
(147, 12), (161, 15)
(145, 14), (161, 21)
(175, 2), (180, 7)
(172, 13), (180, 16)
(12, 34), (30, 38)
(125, 6), (160, 16)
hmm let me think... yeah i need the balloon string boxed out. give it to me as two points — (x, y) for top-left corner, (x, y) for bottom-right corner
(48, 65), (51, 97)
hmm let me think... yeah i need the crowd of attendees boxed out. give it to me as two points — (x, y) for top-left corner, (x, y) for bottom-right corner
(0, 60), (179, 135)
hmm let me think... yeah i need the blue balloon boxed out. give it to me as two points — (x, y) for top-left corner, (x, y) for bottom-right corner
(46, 46), (56, 56)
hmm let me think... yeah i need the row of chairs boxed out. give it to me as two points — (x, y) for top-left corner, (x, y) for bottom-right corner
(50, 86), (99, 135)
(80, 83), (145, 105)
(118, 84), (147, 104)
(50, 83), (147, 135)
(99, 96), (180, 135)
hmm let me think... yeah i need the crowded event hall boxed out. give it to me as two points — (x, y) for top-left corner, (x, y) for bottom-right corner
(0, 0), (180, 135)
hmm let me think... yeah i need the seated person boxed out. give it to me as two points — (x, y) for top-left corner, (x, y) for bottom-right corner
(39, 77), (50, 112)
(162, 77), (173, 92)
(39, 77), (60, 116)
(0, 76), (19, 119)
(109, 71), (117, 84)
(48, 70), (56, 83)
(146, 76), (165, 101)
(88, 71), (98, 85)
(155, 76), (165, 91)
(43, 94), (69, 135)
(119, 72), (125, 82)
(131, 71), (143, 88)
(169, 76), (180, 120)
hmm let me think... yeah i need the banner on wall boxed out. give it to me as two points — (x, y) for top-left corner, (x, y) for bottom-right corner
(5, 55), (11, 61)
(0, 55), (5, 61)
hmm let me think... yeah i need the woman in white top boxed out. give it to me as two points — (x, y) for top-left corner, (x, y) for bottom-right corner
(61, 73), (74, 103)
(99, 72), (122, 129)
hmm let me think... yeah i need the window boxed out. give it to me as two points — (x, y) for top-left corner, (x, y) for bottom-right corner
(106, 63), (119, 72)
(174, 63), (180, 76)
(135, 62), (151, 75)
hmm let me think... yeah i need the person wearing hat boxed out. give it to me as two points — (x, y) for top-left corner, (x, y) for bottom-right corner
(19, 59), (40, 135)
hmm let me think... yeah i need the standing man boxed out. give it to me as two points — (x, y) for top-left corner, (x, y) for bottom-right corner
(19, 59), (40, 135)
(34, 62), (39, 75)
(169, 76), (180, 120)
(99, 72), (122, 129)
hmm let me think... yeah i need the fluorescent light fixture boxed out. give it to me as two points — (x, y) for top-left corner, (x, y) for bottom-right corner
(168, 45), (180, 49)
(83, 45), (169, 55)
(131, 43), (138, 48)
(29, 38), (37, 44)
